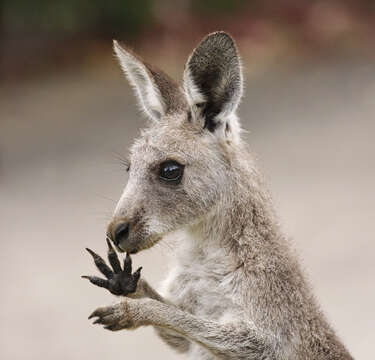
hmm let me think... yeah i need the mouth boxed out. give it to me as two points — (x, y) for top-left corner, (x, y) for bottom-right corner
(109, 234), (161, 255)
(118, 244), (139, 254)
(113, 242), (138, 254)
(107, 237), (139, 254)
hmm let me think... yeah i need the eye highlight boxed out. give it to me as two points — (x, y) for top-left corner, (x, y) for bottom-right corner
(159, 160), (184, 184)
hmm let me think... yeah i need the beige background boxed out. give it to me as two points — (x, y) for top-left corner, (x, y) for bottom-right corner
(1, 56), (374, 359)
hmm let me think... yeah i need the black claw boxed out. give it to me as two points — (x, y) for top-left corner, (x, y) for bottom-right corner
(133, 267), (142, 282)
(88, 308), (104, 319)
(106, 238), (122, 273)
(123, 253), (132, 274)
(82, 275), (109, 290)
(86, 248), (113, 279)
(85, 247), (98, 258)
(104, 325), (116, 331)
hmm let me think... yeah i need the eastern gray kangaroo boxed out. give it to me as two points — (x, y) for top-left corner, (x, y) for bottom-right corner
(83, 32), (353, 359)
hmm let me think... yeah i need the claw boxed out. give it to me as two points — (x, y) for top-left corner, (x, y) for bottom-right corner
(123, 253), (132, 274)
(88, 308), (103, 320)
(82, 275), (109, 289)
(104, 325), (117, 331)
(133, 267), (142, 282)
(85, 247), (96, 257)
(85, 248), (113, 279)
(106, 238), (122, 273)
(106, 237), (114, 251)
(88, 310), (98, 320)
(88, 306), (114, 320)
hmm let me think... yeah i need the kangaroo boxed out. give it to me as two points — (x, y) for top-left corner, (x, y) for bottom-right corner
(82, 32), (353, 359)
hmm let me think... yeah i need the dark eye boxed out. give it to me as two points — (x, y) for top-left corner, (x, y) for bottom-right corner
(159, 160), (184, 184)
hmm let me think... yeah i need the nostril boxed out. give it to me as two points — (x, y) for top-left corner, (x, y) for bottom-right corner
(113, 222), (130, 245)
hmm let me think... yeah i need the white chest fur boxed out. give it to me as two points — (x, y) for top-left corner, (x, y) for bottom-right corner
(159, 229), (243, 323)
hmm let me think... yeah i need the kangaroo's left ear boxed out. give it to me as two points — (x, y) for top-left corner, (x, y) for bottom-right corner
(183, 32), (243, 140)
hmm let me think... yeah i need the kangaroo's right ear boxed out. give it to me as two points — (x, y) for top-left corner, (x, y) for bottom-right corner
(183, 32), (243, 135)
(113, 40), (187, 122)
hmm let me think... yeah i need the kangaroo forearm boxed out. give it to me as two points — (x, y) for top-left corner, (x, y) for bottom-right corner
(128, 279), (165, 302)
(141, 299), (272, 360)
(154, 326), (190, 353)
(135, 281), (191, 352)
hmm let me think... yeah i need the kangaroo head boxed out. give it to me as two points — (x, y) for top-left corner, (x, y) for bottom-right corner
(108, 32), (244, 253)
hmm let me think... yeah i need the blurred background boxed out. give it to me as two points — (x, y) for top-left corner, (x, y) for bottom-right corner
(1, 1), (374, 359)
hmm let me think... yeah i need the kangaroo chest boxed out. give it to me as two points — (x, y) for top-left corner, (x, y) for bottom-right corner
(159, 230), (244, 321)
(161, 260), (241, 322)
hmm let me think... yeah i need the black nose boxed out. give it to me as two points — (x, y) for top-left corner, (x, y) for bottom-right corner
(113, 222), (130, 246)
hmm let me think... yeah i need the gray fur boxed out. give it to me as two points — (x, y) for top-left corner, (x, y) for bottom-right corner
(93, 32), (353, 359)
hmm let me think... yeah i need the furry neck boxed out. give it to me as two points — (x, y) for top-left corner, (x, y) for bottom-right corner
(174, 154), (280, 270)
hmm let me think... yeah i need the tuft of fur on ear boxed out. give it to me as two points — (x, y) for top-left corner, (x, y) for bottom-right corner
(113, 40), (187, 122)
(183, 32), (243, 140)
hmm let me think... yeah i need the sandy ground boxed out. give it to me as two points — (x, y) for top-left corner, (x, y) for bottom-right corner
(1, 57), (374, 359)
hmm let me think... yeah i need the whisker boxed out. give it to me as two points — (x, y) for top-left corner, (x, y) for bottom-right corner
(91, 192), (118, 204)
(112, 151), (130, 171)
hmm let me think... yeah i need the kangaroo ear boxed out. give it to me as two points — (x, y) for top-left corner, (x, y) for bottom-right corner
(113, 40), (187, 122)
(183, 32), (243, 137)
